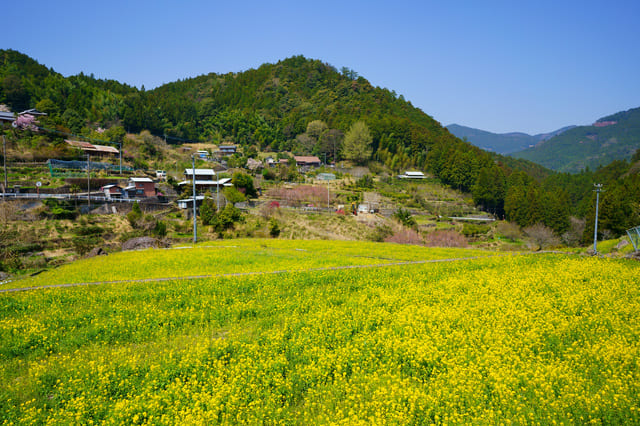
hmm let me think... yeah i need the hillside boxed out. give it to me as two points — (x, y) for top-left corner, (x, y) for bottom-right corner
(447, 123), (575, 154)
(4, 49), (640, 262)
(510, 107), (640, 173)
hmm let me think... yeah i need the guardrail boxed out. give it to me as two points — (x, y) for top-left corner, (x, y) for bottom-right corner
(0, 193), (139, 203)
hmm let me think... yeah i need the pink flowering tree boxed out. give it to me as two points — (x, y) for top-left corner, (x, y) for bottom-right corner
(12, 114), (37, 131)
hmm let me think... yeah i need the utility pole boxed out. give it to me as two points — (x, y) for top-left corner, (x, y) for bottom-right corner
(119, 142), (122, 175)
(87, 154), (91, 210)
(2, 135), (7, 200)
(192, 156), (197, 245)
(593, 183), (603, 254)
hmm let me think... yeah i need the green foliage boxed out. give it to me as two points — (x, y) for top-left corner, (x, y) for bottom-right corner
(200, 197), (217, 226)
(355, 174), (374, 189)
(262, 168), (276, 181)
(461, 223), (490, 237)
(126, 202), (143, 227)
(223, 187), (246, 204)
(343, 121), (372, 164)
(268, 218), (280, 238)
(393, 208), (417, 230)
(231, 172), (257, 198)
(211, 204), (244, 233)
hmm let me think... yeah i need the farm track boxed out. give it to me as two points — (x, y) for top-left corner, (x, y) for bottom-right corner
(0, 251), (568, 294)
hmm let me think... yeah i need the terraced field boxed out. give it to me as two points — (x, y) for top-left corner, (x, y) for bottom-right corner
(1, 240), (639, 424)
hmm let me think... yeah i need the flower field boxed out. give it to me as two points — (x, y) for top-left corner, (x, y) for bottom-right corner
(1, 243), (639, 424)
(6, 240), (493, 290)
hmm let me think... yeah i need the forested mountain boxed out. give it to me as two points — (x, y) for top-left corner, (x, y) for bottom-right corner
(447, 123), (575, 154)
(2, 49), (639, 241)
(511, 107), (640, 173)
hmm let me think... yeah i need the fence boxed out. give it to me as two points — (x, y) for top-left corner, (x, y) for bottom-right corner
(626, 226), (640, 251)
(47, 159), (133, 177)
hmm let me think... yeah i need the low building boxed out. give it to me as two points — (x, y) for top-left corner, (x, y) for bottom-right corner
(101, 184), (124, 200)
(398, 171), (426, 179)
(126, 177), (156, 197)
(177, 195), (206, 209)
(179, 168), (233, 192)
(217, 144), (238, 156)
(294, 156), (322, 167)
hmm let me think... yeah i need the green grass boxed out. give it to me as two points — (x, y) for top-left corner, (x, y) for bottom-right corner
(1, 242), (639, 424)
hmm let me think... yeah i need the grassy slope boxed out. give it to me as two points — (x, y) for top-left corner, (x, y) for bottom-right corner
(1, 241), (639, 424)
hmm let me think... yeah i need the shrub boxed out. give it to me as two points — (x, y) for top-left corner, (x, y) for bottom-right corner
(393, 208), (417, 230)
(495, 221), (522, 242)
(268, 219), (281, 238)
(524, 223), (560, 250)
(223, 187), (246, 204)
(462, 223), (489, 238)
(200, 198), (217, 226)
(369, 224), (394, 242)
(385, 228), (424, 245)
(424, 230), (468, 248)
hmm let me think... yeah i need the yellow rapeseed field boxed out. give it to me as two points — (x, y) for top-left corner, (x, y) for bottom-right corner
(0, 242), (638, 424)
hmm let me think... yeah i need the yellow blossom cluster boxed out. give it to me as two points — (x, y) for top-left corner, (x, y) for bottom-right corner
(1, 246), (639, 424)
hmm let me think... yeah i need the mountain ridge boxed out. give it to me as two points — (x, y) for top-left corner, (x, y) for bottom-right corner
(510, 107), (640, 173)
(446, 123), (575, 154)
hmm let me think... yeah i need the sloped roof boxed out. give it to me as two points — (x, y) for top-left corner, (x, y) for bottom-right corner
(184, 168), (216, 176)
(0, 111), (15, 122)
(294, 156), (322, 164)
(66, 140), (119, 154)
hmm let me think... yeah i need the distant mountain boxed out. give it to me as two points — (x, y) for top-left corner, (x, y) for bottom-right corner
(510, 107), (640, 173)
(446, 124), (574, 154)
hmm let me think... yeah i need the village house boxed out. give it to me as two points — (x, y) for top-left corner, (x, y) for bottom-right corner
(216, 144), (238, 157)
(294, 156), (322, 168)
(180, 168), (232, 193)
(125, 177), (156, 198)
(398, 171), (426, 179)
(101, 184), (123, 200)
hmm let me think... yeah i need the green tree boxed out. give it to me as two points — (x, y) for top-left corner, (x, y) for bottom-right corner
(343, 121), (372, 164)
(231, 172), (257, 198)
(472, 165), (506, 217)
(200, 197), (217, 226)
(306, 120), (328, 141)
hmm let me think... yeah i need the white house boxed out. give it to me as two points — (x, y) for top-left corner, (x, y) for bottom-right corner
(398, 171), (426, 179)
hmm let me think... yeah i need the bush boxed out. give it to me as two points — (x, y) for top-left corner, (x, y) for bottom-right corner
(355, 174), (374, 189)
(268, 218), (281, 238)
(495, 221), (522, 242)
(200, 198), (217, 226)
(369, 224), (393, 242)
(462, 223), (489, 238)
(72, 236), (100, 256)
(385, 228), (424, 245)
(424, 230), (468, 248)
(127, 202), (142, 226)
(223, 187), (246, 204)
(211, 204), (244, 233)
(524, 223), (560, 250)
(393, 208), (417, 230)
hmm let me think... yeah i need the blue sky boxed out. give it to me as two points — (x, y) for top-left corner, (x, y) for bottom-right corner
(3, 0), (639, 134)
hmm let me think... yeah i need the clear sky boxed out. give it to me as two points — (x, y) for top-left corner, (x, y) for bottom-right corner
(2, 0), (639, 134)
